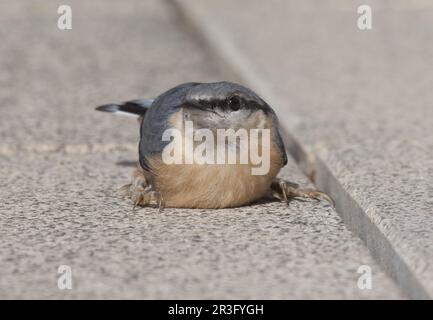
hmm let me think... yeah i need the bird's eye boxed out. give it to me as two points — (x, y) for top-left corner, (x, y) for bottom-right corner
(228, 95), (242, 111)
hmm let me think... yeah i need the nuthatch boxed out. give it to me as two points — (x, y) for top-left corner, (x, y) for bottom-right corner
(96, 81), (331, 209)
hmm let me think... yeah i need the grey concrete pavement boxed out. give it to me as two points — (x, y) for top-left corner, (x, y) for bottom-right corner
(174, 0), (433, 298)
(0, 150), (401, 299)
(0, 0), (403, 298)
(0, 0), (222, 146)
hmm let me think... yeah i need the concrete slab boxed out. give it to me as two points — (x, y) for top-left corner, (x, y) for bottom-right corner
(0, 150), (402, 299)
(173, 0), (433, 298)
(0, 0), (403, 299)
(0, 0), (223, 146)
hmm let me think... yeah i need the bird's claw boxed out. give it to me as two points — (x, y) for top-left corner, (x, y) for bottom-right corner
(119, 182), (164, 211)
(271, 178), (334, 207)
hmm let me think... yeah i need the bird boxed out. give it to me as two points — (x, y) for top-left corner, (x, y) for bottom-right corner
(96, 81), (332, 209)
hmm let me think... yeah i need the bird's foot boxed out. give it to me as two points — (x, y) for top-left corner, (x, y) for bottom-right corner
(118, 168), (164, 211)
(270, 178), (334, 206)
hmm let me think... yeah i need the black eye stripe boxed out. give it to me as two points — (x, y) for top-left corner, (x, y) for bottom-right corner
(184, 96), (262, 112)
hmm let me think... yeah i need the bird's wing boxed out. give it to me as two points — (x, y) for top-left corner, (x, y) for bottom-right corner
(274, 125), (288, 166)
(139, 83), (200, 171)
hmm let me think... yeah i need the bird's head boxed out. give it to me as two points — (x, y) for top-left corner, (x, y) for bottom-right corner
(181, 82), (276, 132)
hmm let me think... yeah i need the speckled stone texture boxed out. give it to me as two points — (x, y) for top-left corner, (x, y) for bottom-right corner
(0, 0), (402, 299)
(0, 151), (401, 299)
(174, 0), (433, 298)
(0, 0), (222, 146)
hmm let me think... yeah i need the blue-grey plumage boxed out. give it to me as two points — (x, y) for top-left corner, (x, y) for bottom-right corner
(138, 82), (287, 172)
(139, 82), (201, 171)
(96, 81), (333, 209)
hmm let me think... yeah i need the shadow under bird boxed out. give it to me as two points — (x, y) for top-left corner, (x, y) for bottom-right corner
(96, 81), (332, 209)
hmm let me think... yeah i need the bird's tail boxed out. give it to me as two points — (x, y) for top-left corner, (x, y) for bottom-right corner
(95, 99), (154, 117)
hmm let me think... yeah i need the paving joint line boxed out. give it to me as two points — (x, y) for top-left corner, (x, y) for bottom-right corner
(0, 143), (137, 157)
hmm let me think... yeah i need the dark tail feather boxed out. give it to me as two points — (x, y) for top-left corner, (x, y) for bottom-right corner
(95, 99), (154, 116)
